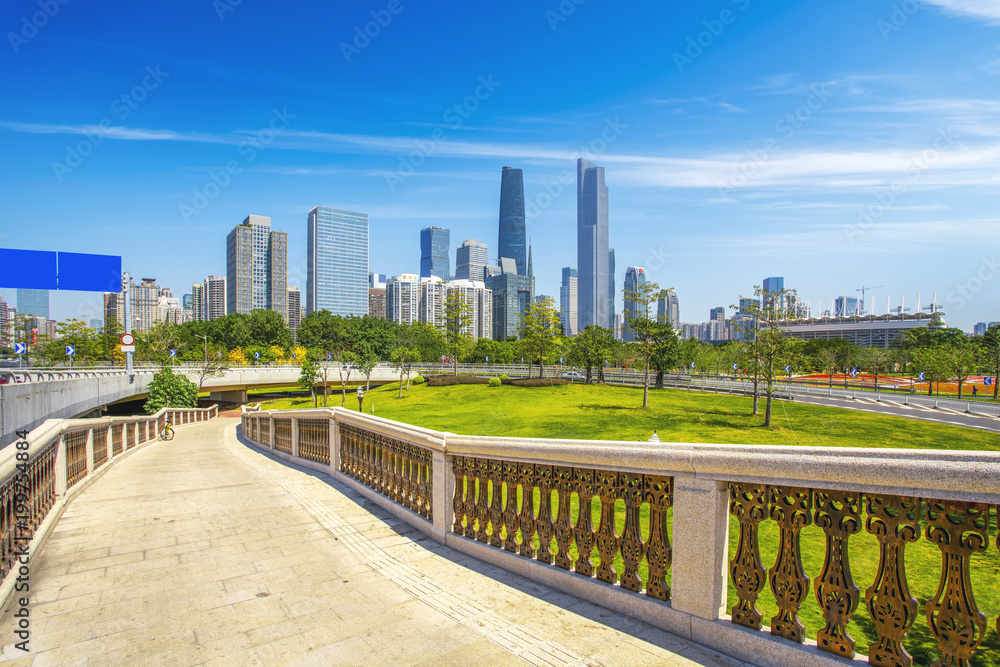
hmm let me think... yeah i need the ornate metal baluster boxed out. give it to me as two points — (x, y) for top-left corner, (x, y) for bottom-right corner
(595, 469), (620, 584)
(729, 482), (768, 630)
(769, 486), (812, 643)
(573, 468), (596, 578)
(475, 458), (490, 543)
(813, 490), (862, 658)
(865, 494), (920, 667)
(620, 472), (645, 593)
(925, 501), (988, 667)
(464, 457), (479, 539)
(517, 463), (537, 558)
(423, 449), (433, 520)
(501, 461), (520, 552)
(644, 475), (672, 601)
(536, 466), (555, 564)
(488, 459), (503, 547)
(553, 466), (575, 570)
(452, 457), (467, 534)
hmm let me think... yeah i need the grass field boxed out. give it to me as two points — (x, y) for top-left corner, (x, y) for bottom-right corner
(259, 381), (1000, 664)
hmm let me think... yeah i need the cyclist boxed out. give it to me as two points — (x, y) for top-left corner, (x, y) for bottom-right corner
(160, 419), (174, 441)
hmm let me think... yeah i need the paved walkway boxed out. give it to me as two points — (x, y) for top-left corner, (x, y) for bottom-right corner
(0, 419), (746, 667)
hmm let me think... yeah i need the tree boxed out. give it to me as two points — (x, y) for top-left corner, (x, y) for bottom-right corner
(518, 298), (562, 379)
(980, 325), (1000, 400)
(568, 325), (615, 384)
(299, 355), (321, 407)
(144, 367), (198, 414)
(941, 343), (978, 399)
(355, 348), (379, 391)
(335, 350), (357, 407)
(649, 321), (680, 389)
(733, 286), (798, 427)
(443, 290), (473, 376)
(817, 348), (840, 388)
(391, 347), (420, 397)
(911, 347), (949, 396)
(623, 281), (669, 408)
(859, 346), (895, 391)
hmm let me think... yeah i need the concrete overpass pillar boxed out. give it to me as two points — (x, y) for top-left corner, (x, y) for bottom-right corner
(210, 389), (248, 404)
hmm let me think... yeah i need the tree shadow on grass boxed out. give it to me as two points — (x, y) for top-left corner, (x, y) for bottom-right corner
(577, 404), (643, 411)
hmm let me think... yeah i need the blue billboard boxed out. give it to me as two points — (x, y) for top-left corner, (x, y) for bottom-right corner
(0, 249), (58, 289)
(57, 252), (122, 292)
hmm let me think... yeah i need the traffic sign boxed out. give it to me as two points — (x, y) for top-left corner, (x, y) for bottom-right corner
(292, 354), (296, 360)
(255, 352), (261, 360)
(918, 372), (925, 381)
(327, 354), (331, 361)
(66, 346), (75, 356)
(691, 362), (695, 368)
(169, 349), (176, 357)
(986, 377), (994, 386)
(14, 343), (26, 354)
(851, 368), (857, 377)
(785, 366), (790, 372)
(120, 345), (135, 353)
(120, 333), (135, 346)
(733, 363), (737, 370)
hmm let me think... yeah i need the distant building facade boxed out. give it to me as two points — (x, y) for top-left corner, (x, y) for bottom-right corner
(386, 274), (420, 325)
(420, 227), (451, 280)
(16, 289), (49, 319)
(456, 240), (489, 282)
(560, 267), (578, 337)
(307, 206), (369, 317)
(368, 288), (386, 320)
(288, 287), (302, 339)
(657, 289), (680, 329)
(577, 159), (611, 331)
(622, 266), (646, 343)
(226, 215), (287, 320)
(498, 167), (527, 276)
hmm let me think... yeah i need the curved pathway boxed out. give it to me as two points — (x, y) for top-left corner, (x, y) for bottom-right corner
(0, 419), (744, 667)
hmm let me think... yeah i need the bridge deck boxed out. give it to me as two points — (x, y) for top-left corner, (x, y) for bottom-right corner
(0, 418), (743, 666)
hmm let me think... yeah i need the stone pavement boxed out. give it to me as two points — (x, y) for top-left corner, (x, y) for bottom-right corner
(0, 418), (748, 666)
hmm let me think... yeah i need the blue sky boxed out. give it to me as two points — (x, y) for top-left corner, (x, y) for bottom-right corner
(1, 0), (998, 331)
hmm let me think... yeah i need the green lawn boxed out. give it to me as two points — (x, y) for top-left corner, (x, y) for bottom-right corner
(260, 381), (1000, 664)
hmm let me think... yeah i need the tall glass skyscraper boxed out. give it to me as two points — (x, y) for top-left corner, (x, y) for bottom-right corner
(307, 206), (369, 317)
(16, 289), (49, 319)
(560, 267), (578, 337)
(577, 159), (610, 332)
(498, 167), (526, 275)
(657, 289), (680, 329)
(622, 266), (646, 343)
(456, 240), (489, 282)
(420, 227), (451, 280)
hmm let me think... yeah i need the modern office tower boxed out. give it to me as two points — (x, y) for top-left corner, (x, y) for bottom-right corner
(974, 321), (1000, 336)
(834, 296), (862, 317)
(577, 159), (610, 332)
(498, 167), (527, 275)
(386, 274), (420, 325)
(560, 267), (579, 337)
(456, 240), (489, 282)
(205, 275), (226, 321)
(226, 215), (288, 319)
(608, 249), (616, 329)
(622, 266), (647, 343)
(485, 262), (534, 341)
(535, 294), (554, 304)
(657, 289), (680, 329)
(307, 206), (369, 317)
(182, 294), (193, 310)
(285, 287), (301, 339)
(419, 277), (448, 330)
(762, 276), (785, 311)
(16, 289), (49, 319)
(369, 273), (387, 289)
(448, 280), (493, 341)
(368, 288), (386, 320)
(420, 227), (451, 280)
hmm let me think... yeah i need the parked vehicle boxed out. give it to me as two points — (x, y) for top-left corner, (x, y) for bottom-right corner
(561, 371), (585, 382)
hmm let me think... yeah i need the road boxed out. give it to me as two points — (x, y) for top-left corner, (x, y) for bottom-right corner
(792, 393), (1000, 434)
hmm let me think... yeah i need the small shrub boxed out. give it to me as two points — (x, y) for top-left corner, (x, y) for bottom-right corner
(500, 374), (510, 381)
(509, 378), (569, 387)
(488, 378), (502, 387)
(426, 375), (489, 387)
(411, 375), (425, 385)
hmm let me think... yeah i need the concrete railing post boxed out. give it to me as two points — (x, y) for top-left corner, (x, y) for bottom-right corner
(432, 445), (451, 542)
(269, 415), (275, 452)
(54, 435), (68, 497)
(291, 418), (299, 458)
(85, 428), (94, 474)
(329, 417), (339, 472)
(669, 476), (729, 621)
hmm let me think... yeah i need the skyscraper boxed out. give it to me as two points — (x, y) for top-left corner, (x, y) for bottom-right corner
(420, 227), (451, 280)
(835, 296), (862, 317)
(448, 280), (493, 341)
(386, 274), (420, 325)
(287, 287), (301, 340)
(205, 275), (226, 321)
(622, 266), (647, 343)
(608, 248), (616, 328)
(456, 240), (489, 282)
(485, 261), (534, 341)
(657, 289), (680, 329)
(577, 159), (610, 332)
(16, 289), (49, 319)
(307, 206), (369, 316)
(226, 215), (287, 319)
(498, 167), (527, 275)
(560, 267), (578, 337)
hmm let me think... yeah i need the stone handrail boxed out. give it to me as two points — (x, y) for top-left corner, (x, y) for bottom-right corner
(240, 407), (1000, 667)
(0, 404), (219, 607)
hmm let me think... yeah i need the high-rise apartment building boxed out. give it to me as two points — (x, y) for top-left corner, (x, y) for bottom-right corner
(206, 275), (226, 321)
(129, 278), (161, 332)
(420, 227), (451, 280)
(0, 296), (15, 346)
(191, 283), (205, 322)
(307, 206), (369, 317)
(498, 167), (527, 275)
(456, 240), (489, 282)
(560, 267), (578, 337)
(16, 289), (49, 319)
(448, 280), (493, 341)
(386, 274), (420, 325)
(657, 289), (680, 329)
(419, 277), (448, 330)
(577, 159), (611, 332)
(226, 215), (288, 319)
(622, 266), (647, 343)
(287, 287), (302, 340)
(368, 288), (386, 320)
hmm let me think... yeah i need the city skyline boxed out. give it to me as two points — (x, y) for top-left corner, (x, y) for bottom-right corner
(1, 3), (998, 331)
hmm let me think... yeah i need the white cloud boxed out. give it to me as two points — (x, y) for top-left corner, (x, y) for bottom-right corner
(924, 0), (1000, 24)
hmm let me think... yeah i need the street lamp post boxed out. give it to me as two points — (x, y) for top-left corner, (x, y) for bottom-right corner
(195, 334), (208, 367)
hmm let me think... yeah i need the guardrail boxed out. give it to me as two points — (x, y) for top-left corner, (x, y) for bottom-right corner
(0, 404), (219, 606)
(239, 407), (1000, 666)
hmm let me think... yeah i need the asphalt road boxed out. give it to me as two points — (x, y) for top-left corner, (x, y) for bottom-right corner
(792, 394), (1000, 434)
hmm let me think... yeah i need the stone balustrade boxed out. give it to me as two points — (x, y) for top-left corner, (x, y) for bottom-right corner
(241, 407), (1000, 667)
(0, 405), (219, 598)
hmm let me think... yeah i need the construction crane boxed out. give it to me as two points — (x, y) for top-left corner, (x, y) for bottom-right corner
(856, 285), (885, 305)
